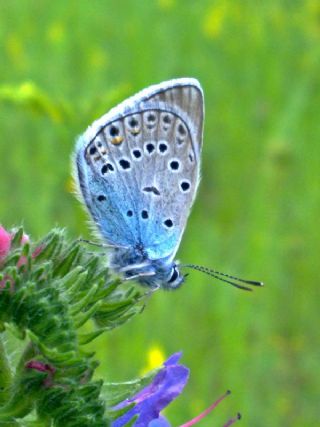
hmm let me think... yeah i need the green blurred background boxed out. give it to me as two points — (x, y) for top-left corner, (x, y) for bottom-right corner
(0, 1), (319, 426)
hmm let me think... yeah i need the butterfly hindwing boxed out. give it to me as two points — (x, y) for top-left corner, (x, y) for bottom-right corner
(75, 78), (204, 257)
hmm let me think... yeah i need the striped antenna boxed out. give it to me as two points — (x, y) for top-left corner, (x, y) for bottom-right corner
(181, 264), (263, 292)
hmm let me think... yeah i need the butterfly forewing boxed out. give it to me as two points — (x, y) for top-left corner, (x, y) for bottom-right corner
(75, 79), (204, 258)
(141, 79), (204, 155)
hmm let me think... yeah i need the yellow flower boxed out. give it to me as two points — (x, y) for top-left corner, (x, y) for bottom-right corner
(140, 345), (166, 374)
(47, 22), (65, 44)
(202, 3), (227, 39)
(158, 0), (175, 11)
(6, 34), (26, 67)
(305, 0), (320, 39)
(89, 49), (108, 69)
(65, 176), (76, 194)
(307, 0), (320, 16)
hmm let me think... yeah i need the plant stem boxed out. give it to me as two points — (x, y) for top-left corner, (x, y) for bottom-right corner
(0, 334), (12, 406)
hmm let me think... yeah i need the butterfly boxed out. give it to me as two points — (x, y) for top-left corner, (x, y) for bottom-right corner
(74, 78), (263, 291)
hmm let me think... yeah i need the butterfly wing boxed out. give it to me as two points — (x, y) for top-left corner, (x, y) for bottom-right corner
(74, 78), (204, 255)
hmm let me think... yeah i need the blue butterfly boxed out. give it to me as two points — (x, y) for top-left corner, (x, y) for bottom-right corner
(74, 78), (262, 291)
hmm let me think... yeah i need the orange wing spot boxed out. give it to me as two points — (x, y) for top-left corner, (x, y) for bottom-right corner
(131, 128), (140, 135)
(111, 136), (124, 145)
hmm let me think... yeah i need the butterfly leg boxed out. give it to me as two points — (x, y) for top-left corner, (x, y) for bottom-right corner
(120, 262), (151, 273)
(123, 271), (156, 282)
(77, 238), (129, 249)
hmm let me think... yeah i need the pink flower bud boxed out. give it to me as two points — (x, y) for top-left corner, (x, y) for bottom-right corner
(0, 225), (11, 262)
(21, 233), (30, 245)
(26, 360), (56, 387)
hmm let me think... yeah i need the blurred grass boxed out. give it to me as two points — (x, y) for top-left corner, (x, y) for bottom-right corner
(0, 1), (319, 426)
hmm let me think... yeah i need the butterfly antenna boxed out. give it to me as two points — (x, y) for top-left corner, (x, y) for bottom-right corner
(181, 264), (263, 292)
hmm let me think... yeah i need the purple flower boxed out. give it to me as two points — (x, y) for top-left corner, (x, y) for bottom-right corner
(149, 416), (171, 427)
(112, 353), (241, 427)
(112, 352), (189, 427)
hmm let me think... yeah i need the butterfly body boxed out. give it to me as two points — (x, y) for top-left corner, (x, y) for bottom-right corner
(108, 246), (181, 289)
(74, 78), (204, 289)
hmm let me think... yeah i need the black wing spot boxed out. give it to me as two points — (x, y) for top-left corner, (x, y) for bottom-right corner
(178, 123), (186, 135)
(143, 186), (160, 196)
(146, 112), (157, 129)
(101, 163), (114, 174)
(163, 114), (171, 124)
(169, 160), (180, 171)
(89, 146), (97, 155)
(127, 210), (133, 217)
(101, 164), (108, 175)
(109, 125), (119, 137)
(132, 149), (142, 159)
(97, 195), (106, 202)
(141, 210), (149, 219)
(119, 159), (131, 170)
(128, 117), (140, 135)
(176, 123), (187, 145)
(129, 118), (138, 127)
(188, 153), (194, 163)
(146, 143), (155, 154)
(164, 219), (173, 228)
(180, 181), (190, 192)
(159, 142), (168, 153)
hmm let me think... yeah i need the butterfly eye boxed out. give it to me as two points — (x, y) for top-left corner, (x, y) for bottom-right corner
(166, 265), (185, 289)
(168, 266), (179, 284)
